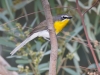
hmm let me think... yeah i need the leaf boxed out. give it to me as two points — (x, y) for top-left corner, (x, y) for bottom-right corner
(36, 0), (44, 15)
(40, 41), (49, 51)
(0, 14), (13, 28)
(6, 55), (18, 58)
(0, 26), (5, 31)
(30, 17), (37, 27)
(6, 55), (28, 59)
(57, 56), (62, 69)
(49, 0), (56, 15)
(6, 67), (18, 71)
(14, 0), (33, 10)
(5, 0), (14, 18)
(34, 1), (40, 24)
(38, 63), (49, 73)
(35, 40), (42, 51)
(44, 50), (51, 56)
(16, 59), (32, 64)
(66, 43), (80, 61)
(0, 37), (16, 48)
(88, 63), (100, 69)
(19, 72), (33, 75)
(63, 68), (78, 75)
(66, 26), (83, 42)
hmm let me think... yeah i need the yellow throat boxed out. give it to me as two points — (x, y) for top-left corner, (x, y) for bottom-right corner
(54, 19), (70, 34)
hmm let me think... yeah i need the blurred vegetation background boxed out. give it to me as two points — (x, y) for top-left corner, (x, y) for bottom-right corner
(0, 0), (100, 75)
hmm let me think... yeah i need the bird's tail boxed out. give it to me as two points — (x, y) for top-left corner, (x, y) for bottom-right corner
(10, 30), (49, 55)
(10, 32), (38, 55)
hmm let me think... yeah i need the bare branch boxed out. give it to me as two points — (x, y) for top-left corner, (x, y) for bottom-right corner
(41, 0), (58, 75)
(0, 56), (18, 75)
(83, 0), (99, 16)
(76, 0), (100, 72)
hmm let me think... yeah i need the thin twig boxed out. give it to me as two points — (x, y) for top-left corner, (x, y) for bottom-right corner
(83, 0), (99, 15)
(0, 56), (18, 75)
(57, 58), (67, 74)
(76, 0), (100, 72)
(62, 65), (98, 71)
(41, 0), (58, 75)
(0, 6), (74, 27)
(29, 63), (36, 75)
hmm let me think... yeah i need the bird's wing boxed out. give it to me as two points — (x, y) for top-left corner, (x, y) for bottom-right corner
(30, 20), (47, 34)
(10, 30), (49, 55)
(10, 18), (54, 55)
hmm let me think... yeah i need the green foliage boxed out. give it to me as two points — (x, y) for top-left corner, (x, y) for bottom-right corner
(0, 0), (100, 75)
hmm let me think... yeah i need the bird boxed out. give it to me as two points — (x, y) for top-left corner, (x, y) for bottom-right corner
(10, 14), (72, 55)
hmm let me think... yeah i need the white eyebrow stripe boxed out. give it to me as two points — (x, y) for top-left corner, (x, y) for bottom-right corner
(61, 15), (69, 18)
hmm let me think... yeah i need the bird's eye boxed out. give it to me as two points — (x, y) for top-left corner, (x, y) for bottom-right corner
(61, 15), (72, 20)
(61, 15), (68, 20)
(63, 16), (67, 19)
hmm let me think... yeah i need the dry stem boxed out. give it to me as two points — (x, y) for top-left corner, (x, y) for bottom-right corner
(41, 0), (58, 75)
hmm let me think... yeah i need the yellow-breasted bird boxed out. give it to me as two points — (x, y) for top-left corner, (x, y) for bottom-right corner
(10, 14), (72, 55)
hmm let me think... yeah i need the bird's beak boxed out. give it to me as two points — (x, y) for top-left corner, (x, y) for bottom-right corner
(68, 16), (72, 19)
